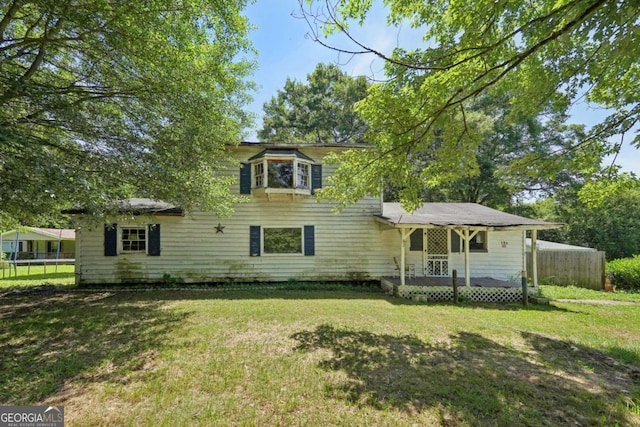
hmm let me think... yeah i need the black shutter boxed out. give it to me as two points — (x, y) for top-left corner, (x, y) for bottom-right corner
(304, 225), (315, 256)
(240, 163), (251, 194)
(450, 230), (460, 253)
(410, 229), (423, 251)
(311, 164), (322, 194)
(148, 224), (161, 256)
(104, 224), (117, 256)
(250, 225), (261, 256)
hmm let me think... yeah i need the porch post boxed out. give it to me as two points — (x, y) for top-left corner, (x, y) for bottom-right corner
(400, 228), (407, 286)
(522, 230), (527, 279)
(531, 229), (538, 287)
(464, 228), (470, 287)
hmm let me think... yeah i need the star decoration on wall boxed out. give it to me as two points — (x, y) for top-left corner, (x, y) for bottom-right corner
(214, 223), (225, 234)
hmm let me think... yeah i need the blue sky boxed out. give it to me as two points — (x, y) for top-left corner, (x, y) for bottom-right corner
(244, 1), (639, 174)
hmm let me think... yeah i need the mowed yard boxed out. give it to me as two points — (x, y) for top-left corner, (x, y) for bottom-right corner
(1, 279), (639, 426)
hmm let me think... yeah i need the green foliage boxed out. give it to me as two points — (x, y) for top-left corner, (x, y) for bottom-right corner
(578, 172), (640, 208)
(304, 0), (639, 210)
(0, 0), (255, 225)
(406, 93), (602, 207)
(516, 174), (640, 260)
(258, 63), (369, 144)
(607, 256), (640, 291)
(162, 274), (185, 287)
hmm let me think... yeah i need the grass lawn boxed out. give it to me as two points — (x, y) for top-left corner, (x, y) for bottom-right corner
(0, 264), (75, 288)
(1, 285), (639, 426)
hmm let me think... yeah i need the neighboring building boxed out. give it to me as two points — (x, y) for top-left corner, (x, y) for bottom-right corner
(1, 227), (76, 260)
(525, 238), (597, 252)
(64, 143), (561, 288)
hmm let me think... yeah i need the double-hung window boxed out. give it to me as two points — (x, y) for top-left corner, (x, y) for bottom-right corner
(104, 224), (161, 256)
(122, 227), (146, 253)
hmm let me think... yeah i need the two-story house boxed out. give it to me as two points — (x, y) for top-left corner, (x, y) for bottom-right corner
(65, 143), (560, 299)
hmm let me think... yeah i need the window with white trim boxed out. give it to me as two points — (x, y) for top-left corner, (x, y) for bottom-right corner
(247, 150), (316, 197)
(121, 227), (146, 253)
(253, 158), (311, 189)
(254, 162), (264, 187)
(297, 162), (309, 189)
(468, 231), (487, 251)
(263, 227), (302, 254)
(267, 160), (294, 188)
(451, 230), (488, 253)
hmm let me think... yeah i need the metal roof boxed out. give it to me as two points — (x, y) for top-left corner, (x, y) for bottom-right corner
(377, 203), (562, 230)
(526, 238), (597, 252)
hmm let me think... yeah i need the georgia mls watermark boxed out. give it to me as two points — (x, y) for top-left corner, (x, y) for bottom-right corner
(0, 406), (64, 427)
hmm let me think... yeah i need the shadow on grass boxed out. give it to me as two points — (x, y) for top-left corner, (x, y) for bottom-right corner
(0, 292), (189, 404)
(122, 286), (574, 312)
(292, 324), (639, 426)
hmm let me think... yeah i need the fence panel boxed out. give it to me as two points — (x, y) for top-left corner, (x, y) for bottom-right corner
(526, 251), (606, 290)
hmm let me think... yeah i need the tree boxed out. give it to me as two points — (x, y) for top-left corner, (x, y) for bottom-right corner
(302, 0), (639, 210)
(517, 173), (640, 260)
(416, 93), (603, 208)
(0, 0), (254, 227)
(258, 62), (369, 144)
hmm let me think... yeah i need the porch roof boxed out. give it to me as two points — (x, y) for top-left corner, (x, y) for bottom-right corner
(376, 203), (562, 230)
(1, 227), (75, 240)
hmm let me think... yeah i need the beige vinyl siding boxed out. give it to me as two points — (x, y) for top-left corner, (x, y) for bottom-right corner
(75, 146), (399, 285)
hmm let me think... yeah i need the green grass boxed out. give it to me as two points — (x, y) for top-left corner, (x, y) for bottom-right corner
(540, 284), (640, 302)
(0, 264), (75, 288)
(1, 287), (639, 426)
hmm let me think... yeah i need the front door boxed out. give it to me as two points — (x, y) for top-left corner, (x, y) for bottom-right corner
(425, 229), (449, 276)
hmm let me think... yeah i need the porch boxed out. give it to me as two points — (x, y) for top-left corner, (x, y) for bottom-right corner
(381, 276), (536, 303)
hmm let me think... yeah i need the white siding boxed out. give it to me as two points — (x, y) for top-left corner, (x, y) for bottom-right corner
(402, 228), (525, 282)
(76, 146), (398, 285)
(74, 145), (527, 285)
(448, 230), (525, 281)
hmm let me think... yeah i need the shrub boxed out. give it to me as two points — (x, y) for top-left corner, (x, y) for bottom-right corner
(607, 255), (640, 290)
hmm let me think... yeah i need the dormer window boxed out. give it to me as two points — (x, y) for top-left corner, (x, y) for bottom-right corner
(240, 149), (322, 199)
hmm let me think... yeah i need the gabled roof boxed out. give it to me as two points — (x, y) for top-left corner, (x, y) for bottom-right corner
(62, 198), (183, 216)
(1, 227), (75, 240)
(377, 203), (562, 230)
